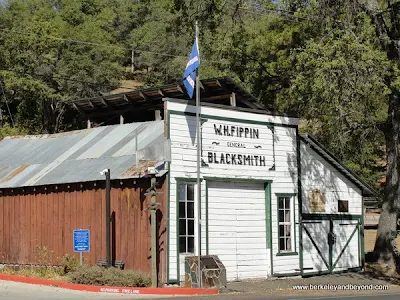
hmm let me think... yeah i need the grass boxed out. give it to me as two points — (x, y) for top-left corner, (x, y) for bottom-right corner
(0, 258), (151, 287)
(0, 265), (65, 280)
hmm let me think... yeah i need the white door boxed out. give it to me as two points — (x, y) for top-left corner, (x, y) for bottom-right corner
(332, 220), (360, 272)
(301, 220), (330, 274)
(208, 181), (268, 281)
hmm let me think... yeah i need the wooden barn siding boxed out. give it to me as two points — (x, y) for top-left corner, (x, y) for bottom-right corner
(0, 178), (167, 284)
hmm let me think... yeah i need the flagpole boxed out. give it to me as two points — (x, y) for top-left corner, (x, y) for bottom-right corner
(195, 20), (202, 289)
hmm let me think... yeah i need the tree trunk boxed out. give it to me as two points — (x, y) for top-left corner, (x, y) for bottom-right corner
(374, 91), (400, 274)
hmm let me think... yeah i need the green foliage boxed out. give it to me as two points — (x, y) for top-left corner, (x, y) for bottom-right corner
(62, 254), (80, 274)
(0, 0), (391, 189)
(69, 265), (151, 287)
(0, 124), (27, 140)
(0, 0), (126, 133)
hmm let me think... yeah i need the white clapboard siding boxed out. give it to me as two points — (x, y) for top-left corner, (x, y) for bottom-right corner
(300, 142), (363, 215)
(167, 101), (300, 282)
(207, 181), (268, 281)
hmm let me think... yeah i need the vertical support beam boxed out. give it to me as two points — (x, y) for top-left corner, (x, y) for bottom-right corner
(150, 175), (158, 287)
(87, 119), (91, 129)
(105, 169), (111, 267)
(164, 101), (168, 137)
(328, 218), (333, 273)
(230, 92), (236, 107)
(120, 115), (124, 124)
(296, 127), (304, 276)
(155, 110), (162, 121)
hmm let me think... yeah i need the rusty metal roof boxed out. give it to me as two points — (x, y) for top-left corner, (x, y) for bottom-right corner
(0, 121), (168, 189)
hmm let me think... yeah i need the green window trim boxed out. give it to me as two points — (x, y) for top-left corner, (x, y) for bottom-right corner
(276, 193), (297, 254)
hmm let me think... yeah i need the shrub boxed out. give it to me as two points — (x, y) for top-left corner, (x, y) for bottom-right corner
(69, 265), (151, 287)
(62, 254), (79, 274)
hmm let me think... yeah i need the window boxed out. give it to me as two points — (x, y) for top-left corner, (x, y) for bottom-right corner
(278, 196), (294, 252)
(178, 183), (195, 253)
(338, 200), (349, 213)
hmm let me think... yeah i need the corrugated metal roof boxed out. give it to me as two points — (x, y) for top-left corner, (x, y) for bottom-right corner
(0, 121), (168, 189)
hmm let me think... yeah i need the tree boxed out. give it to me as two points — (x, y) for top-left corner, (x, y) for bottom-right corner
(274, 0), (400, 274)
(0, 0), (127, 133)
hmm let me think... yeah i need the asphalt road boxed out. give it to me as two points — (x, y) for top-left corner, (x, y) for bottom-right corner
(1, 280), (400, 300)
(0, 280), (166, 300)
(162, 292), (400, 300)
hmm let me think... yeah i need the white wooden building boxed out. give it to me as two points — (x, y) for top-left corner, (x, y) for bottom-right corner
(68, 77), (376, 285)
(165, 98), (375, 283)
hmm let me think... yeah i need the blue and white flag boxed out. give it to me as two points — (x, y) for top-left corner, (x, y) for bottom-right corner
(183, 37), (200, 98)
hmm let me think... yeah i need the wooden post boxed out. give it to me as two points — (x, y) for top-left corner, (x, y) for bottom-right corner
(87, 119), (91, 129)
(230, 92), (236, 107)
(120, 115), (124, 124)
(105, 169), (111, 267)
(150, 175), (158, 287)
(155, 110), (161, 121)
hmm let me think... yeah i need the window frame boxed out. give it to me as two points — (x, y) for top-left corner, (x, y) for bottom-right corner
(338, 199), (349, 213)
(276, 194), (296, 255)
(177, 182), (196, 254)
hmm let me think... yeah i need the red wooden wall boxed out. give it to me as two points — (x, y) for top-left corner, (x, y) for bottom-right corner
(0, 177), (167, 285)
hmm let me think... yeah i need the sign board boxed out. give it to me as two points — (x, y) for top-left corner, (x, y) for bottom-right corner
(73, 229), (90, 252)
(201, 120), (275, 170)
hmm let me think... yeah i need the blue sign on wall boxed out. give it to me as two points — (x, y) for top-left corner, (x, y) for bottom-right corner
(73, 229), (90, 252)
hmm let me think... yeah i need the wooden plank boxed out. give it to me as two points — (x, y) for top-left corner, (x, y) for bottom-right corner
(29, 190), (35, 263)
(21, 193), (28, 263)
(139, 91), (147, 100)
(4, 193), (10, 263)
(126, 186), (135, 270)
(100, 183), (106, 262)
(176, 85), (184, 94)
(100, 97), (108, 107)
(0, 195), (4, 261)
(230, 92), (236, 107)
(64, 185), (72, 259)
(92, 185), (101, 265)
(59, 187), (66, 261)
(155, 110), (162, 120)
(25, 192), (31, 264)
(13, 191), (20, 263)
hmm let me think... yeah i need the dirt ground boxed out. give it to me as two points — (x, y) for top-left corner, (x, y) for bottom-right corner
(364, 229), (400, 252)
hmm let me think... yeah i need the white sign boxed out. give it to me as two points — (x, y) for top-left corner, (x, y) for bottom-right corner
(201, 120), (275, 169)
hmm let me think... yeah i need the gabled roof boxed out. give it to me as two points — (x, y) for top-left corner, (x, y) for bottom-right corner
(300, 134), (377, 197)
(0, 121), (168, 189)
(68, 77), (266, 122)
